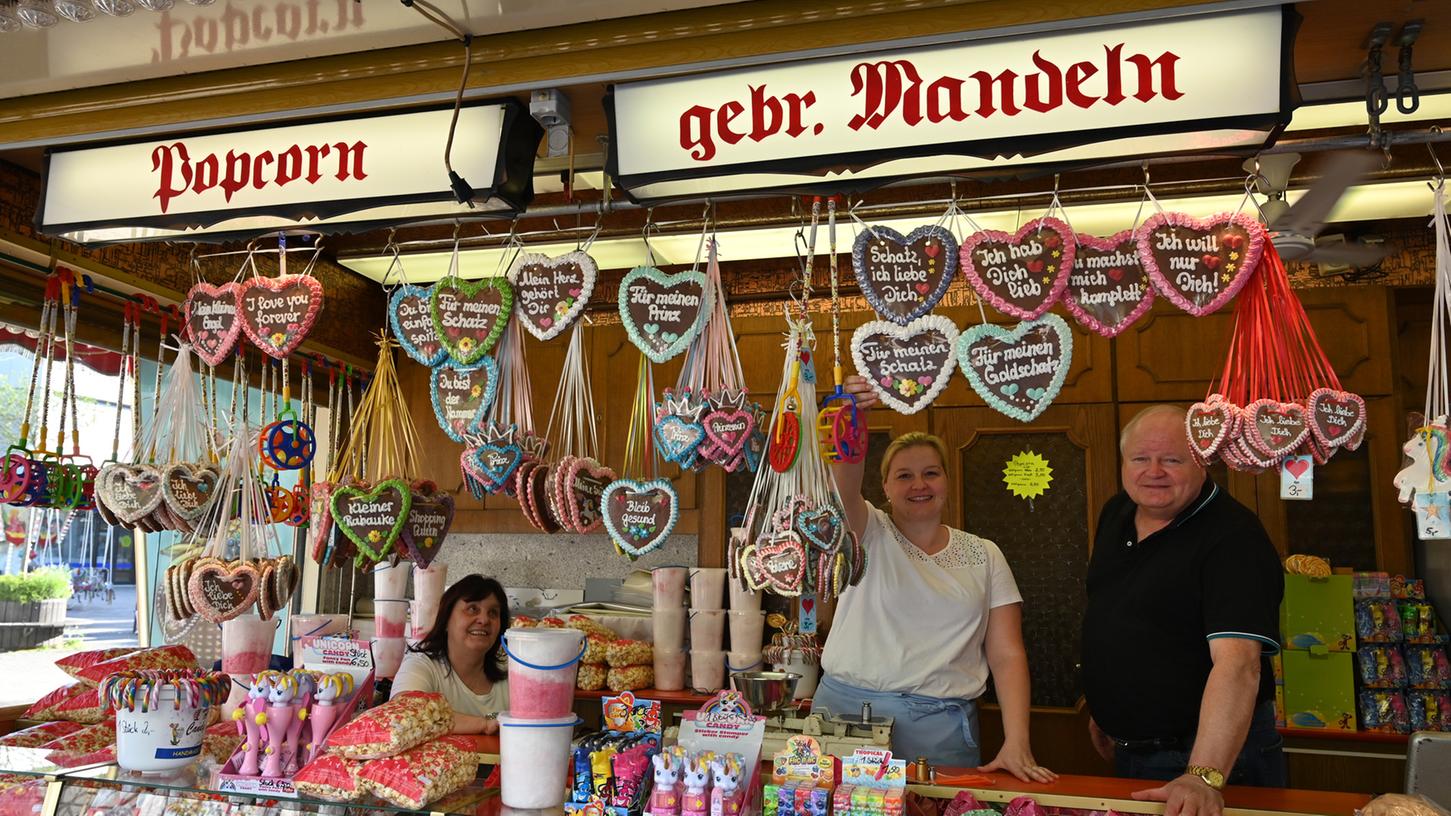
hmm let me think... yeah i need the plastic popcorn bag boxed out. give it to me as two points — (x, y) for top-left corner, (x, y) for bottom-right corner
(293, 753), (366, 802)
(41, 720), (118, 767)
(22, 683), (83, 721)
(325, 691), (452, 760)
(0, 721), (83, 747)
(566, 615), (617, 639)
(202, 721), (243, 764)
(577, 663), (607, 691)
(75, 644), (198, 685)
(583, 635), (611, 664)
(358, 734), (479, 810)
(55, 647), (140, 683)
(605, 640), (652, 668)
(54, 687), (109, 723)
(607, 665), (654, 692)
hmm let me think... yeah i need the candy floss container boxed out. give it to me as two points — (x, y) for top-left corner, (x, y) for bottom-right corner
(498, 714), (581, 808)
(105, 670), (230, 773)
(502, 627), (585, 719)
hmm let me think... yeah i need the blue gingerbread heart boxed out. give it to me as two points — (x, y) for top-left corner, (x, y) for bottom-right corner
(654, 415), (705, 464)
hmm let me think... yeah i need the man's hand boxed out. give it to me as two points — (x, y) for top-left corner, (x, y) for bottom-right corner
(1132, 774), (1224, 816)
(1087, 717), (1115, 762)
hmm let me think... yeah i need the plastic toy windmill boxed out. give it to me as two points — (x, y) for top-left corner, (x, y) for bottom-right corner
(1, 272), (64, 508)
(816, 198), (866, 464)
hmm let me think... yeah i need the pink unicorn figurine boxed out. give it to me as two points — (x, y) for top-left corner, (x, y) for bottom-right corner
(650, 750), (682, 816)
(680, 754), (711, 816)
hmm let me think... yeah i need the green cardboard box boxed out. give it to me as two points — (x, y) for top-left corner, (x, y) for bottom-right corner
(1281, 574), (1356, 653)
(1282, 650), (1356, 731)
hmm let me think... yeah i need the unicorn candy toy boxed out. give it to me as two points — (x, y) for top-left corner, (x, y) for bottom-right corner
(304, 671), (355, 764)
(650, 750), (682, 816)
(709, 754), (744, 816)
(680, 754), (712, 816)
(283, 670), (318, 774)
(262, 672), (301, 777)
(232, 674), (273, 776)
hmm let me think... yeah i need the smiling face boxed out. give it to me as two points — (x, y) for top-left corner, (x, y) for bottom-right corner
(882, 443), (948, 524)
(1121, 408), (1207, 518)
(445, 592), (503, 660)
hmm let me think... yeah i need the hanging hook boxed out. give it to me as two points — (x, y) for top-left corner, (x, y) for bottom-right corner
(1429, 126), (1446, 182)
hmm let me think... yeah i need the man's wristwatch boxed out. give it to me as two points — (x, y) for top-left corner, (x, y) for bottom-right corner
(1185, 765), (1225, 790)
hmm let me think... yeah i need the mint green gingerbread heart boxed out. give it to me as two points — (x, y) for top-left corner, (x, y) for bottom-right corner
(431, 277), (514, 366)
(330, 479), (414, 562)
(617, 266), (712, 364)
(956, 314), (1074, 423)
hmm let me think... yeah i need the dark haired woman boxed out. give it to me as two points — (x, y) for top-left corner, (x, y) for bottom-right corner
(391, 573), (510, 735)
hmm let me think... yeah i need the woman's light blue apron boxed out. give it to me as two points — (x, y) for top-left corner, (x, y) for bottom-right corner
(811, 674), (980, 768)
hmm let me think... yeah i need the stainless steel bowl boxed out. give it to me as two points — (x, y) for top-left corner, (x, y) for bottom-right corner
(731, 670), (801, 718)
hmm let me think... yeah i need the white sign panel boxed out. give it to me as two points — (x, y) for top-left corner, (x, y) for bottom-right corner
(41, 102), (536, 242)
(609, 7), (1293, 200)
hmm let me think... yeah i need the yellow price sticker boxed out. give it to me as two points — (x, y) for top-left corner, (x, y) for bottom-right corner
(1003, 450), (1053, 500)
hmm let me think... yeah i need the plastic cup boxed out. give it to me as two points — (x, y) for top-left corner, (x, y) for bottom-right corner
(690, 650), (726, 693)
(728, 580), (761, 612)
(727, 650), (764, 675)
(497, 714), (580, 809)
(688, 609), (726, 651)
(371, 636), (409, 679)
(689, 568), (727, 610)
(115, 685), (211, 772)
(653, 649), (687, 691)
(373, 560), (412, 599)
(373, 597), (411, 639)
(728, 610), (766, 652)
(221, 616), (275, 676)
(652, 567), (687, 608)
(502, 628), (586, 719)
(652, 607), (686, 651)
(412, 564), (449, 636)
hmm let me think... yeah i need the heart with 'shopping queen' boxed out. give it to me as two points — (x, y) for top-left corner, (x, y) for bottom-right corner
(399, 492), (454, 569)
(956, 314), (1074, 423)
(185, 281), (244, 367)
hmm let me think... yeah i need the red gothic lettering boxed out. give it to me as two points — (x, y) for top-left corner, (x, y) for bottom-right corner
(150, 138), (370, 213)
(678, 86), (819, 162)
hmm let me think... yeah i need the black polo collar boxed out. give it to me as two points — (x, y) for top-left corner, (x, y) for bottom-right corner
(1117, 479), (1219, 545)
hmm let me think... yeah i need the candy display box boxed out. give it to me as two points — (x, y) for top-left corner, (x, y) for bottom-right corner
(1282, 650), (1356, 732)
(1282, 574), (1356, 654)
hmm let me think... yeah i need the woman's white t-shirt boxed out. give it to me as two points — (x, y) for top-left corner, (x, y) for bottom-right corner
(820, 503), (1022, 701)
(391, 652), (510, 718)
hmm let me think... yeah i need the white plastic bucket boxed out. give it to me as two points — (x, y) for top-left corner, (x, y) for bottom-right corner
(689, 609), (726, 650)
(653, 649), (687, 691)
(371, 636), (409, 679)
(652, 607), (686, 650)
(690, 650), (726, 693)
(497, 714), (580, 809)
(115, 685), (210, 772)
(502, 628), (585, 719)
(373, 598), (410, 639)
(221, 616), (276, 677)
(689, 568), (726, 610)
(727, 651), (764, 675)
(290, 613), (350, 666)
(775, 650), (820, 699)
(652, 567), (687, 608)
(728, 580), (761, 612)
(728, 610), (766, 652)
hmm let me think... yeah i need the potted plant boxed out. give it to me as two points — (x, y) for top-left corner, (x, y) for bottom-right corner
(0, 568), (71, 650)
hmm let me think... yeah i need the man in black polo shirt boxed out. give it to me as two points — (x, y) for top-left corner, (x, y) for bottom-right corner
(1082, 405), (1285, 816)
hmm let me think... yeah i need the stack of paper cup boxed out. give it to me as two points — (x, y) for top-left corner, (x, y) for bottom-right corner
(688, 567), (726, 693)
(372, 561), (412, 679)
(729, 610), (767, 655)
(411, 564), (449, 640)
(652, 567), (688, 691)
(727, 573), (763, 674)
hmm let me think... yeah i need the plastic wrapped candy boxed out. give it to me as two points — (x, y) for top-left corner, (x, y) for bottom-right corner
(1400, 602), (1444, 644)
(1406, 645), (1451, 689)
(607, 665), (654, 692)
(1359, 690), (1411, 734)
(74, 644), (198, 685)
(577, 663), (607, 691)
(512, 615), (541, 629)
(606, 640), (653, 668)
(40, 720), (118, 767)
(1361, 793), (1451, 816)
(1356, 600), (1404, 644)
(293, 753), (366, 802)
(1408, 691), (1451, 732)
(22, 684), (83, 721)
(0, 721), (83, 748)
(201, 721), (243, 764)
(55, 647), (140, 683)
(1357, 646), (1408, 688)
(325, 691), (452, 760)
(358, 734), (479, 810)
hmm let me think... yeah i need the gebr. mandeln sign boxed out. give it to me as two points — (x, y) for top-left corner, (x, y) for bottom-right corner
(607, 6), (1296, 201)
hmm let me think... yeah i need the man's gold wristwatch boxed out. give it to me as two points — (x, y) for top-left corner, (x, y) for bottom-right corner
(1186, 765), (1225, 790)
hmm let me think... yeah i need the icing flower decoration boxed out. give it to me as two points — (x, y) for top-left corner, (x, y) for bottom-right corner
(896, 379), (922, 397)
(367, 530), (383, 543)
(270, 331), (286, 347)
(457, 337), (476, 354)
(555, 299), (573, 318)
(470, 384), (482, 399)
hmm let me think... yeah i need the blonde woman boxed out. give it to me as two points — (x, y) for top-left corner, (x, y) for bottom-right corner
(814, 375), (1054, 782)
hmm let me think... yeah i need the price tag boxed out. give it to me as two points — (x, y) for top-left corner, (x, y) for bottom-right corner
(798, 593), (818, 635)
(1280, 455), (1313, 501)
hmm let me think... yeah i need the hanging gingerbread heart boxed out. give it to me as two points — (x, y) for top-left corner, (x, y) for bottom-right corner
(655, 416), (706, 464)
(796, 503), (845, 553)
(1138, 211), (1264, 317)
(956, 314), (1074, 423)
(1061, 230), (1154, 338)
(472, 439), (524, 490)
(184, 282), (244, 367)
(330, 480), (413, 562)
(601, 478), (679, 557)
(563, 457), (615, 534)
(1244, 399), (1311, 459)
(702, 408), (756, 467)
(1307, 388), (1367, 449)
(431, 277), (514, 366)
(850, 315), (959, 415)
(389, 284), (448, 366)
(187, 558), (261, 623)
(528, 462), (563, 533)
(399, 492), (454, 569)
(97, 464), (165, 525)
(161, 463), (220, 526)
(238, 274), (324, 359)
(742, 530), (807, 596)
(430, 358), (499, 443)
(1185, 399), (1239, 461)
(960, 217), (1075, 321)
(851, 225), (958, 325)
(507, 251), (598, 342)
(617, 266), (712, 364)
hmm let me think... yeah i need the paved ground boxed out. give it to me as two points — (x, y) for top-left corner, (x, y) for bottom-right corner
(0, 584), (139, 708)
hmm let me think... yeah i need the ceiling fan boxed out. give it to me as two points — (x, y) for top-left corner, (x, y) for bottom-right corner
(1244, 150), (1390, 267)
